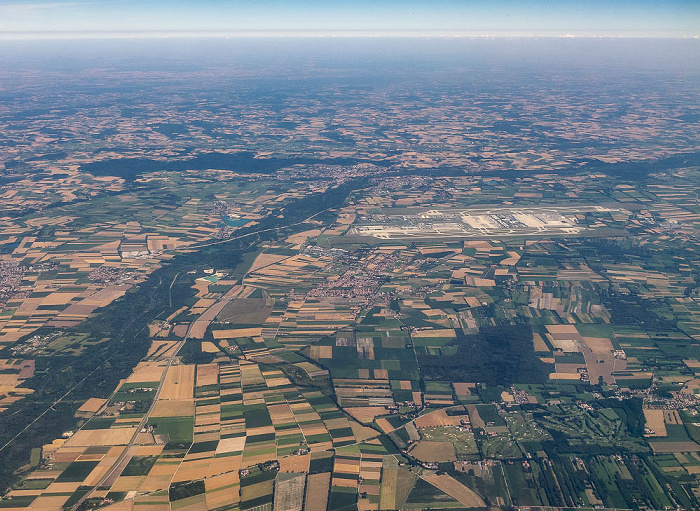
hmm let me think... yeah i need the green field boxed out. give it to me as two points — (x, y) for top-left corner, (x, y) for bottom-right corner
(420, 427), (478, 457)
(148, 416), (194, 444)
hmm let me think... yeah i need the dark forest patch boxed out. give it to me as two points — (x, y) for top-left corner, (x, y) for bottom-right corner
(418, 325), (552, 385)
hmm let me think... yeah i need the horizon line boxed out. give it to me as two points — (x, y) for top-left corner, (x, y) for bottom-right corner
(1, 29), (699, 41)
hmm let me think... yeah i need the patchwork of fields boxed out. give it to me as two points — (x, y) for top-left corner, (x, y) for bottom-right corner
(2, 167), (700, 510)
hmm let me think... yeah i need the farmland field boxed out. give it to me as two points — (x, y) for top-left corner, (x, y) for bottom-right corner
(1, 36), (700, 511)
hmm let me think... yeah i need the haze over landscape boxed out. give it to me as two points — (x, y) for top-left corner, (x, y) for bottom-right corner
(1, 0), (698, 38)
(0, 2), (699, 511)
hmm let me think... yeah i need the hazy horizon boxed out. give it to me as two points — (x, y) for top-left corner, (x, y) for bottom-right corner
(0, 0), (697, 39)
(1, 37), (698, 75)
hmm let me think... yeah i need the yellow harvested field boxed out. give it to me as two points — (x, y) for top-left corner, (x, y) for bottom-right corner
(187, 320), (210, 339)
(197, 404), (220, 415)
(582, 337), (614, 354)
(268, 403), (294, 422)
(77, 453), (106, 461)
(248, 254), (288, 273)
(83, 286), (130, 307)
(533, 333), (549, 352)
(286, 229), (323, 244)
(350, 422), (379, 442)
(172, 459), (216, 483)
(452, 383), (474, 395)
(126, 362), (166, 384)
(193, 280), (211, 297)
(422, 473), (485, 508)
(26, 495), (70, 509)
(215, 436), (246, 455)
(0, 385), (33, 412)
(96, 501), (132, 511)
(213, 328), (262, 339)
(300, 424), (327, 437)
(337, 213), (356, 225)
(147, 341), (176, 358)
(111, 475), (144, 492)
(135, 445), (164, 456)
(201, 342), (219, 353)
(65, 428), (137, 446)
(77, 397), (107, 414)
(500, 251), (522, 266)
(644, 409), (667, 437)
(206, 485), (240, 509)
(305, 473), (331, 511)
(40, 291), (81, 306)
(196, 364), (219, 387)
(549, 372), (581, 380)
(414, 408), (463, 428)
(324, 418), (350, 430)
(465, 296), (482, 307)
(279, 453), (311, 473)
(160, 365), (195, 400)
(205, 472), (240, 508)
(334, 457), (361, 472)
(45, 481), (83, 494)
(412, 329), (456, 338)
(144, 463), (179, 479)
(195, 414), (220, 427)
(344, 407), (388, 424)
(193, 298), (217, 309)
(206, 471), (240, 491)
(308, 441), (334, 453)
(552, 339), (579, 352)
(375, 418), (395, 433)
(332, 477), (358, 490)
(373, 369), (388, 379)
(546, 324), (579, 334)
(151, 399), (194, 417)
(246, 425), (275, 436)
(266, 377), (291, 388)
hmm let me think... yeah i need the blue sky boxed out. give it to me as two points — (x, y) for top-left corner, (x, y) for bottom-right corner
(0, 0), (697, 38)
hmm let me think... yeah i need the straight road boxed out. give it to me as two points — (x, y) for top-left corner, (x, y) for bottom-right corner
(68, 333), (189, 511)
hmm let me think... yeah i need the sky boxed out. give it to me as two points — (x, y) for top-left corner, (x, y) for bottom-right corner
(0, 0), (697, 39)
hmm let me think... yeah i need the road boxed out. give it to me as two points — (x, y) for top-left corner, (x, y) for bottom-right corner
(0, 309), (153, 457)
(62, 209), (335, 510)
(68, 333), (189, 511)
(62, 203), (345, 510)
(185, 206), (332, 250)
